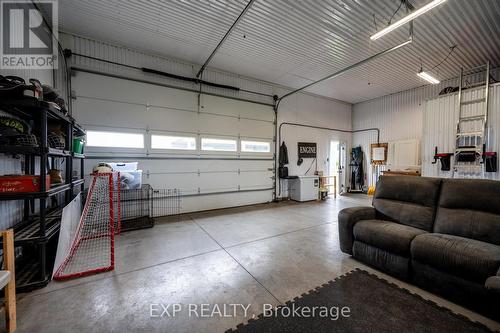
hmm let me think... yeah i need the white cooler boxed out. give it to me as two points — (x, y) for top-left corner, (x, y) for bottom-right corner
(289, 176), (319, 202)
(104, 162), (143, 190)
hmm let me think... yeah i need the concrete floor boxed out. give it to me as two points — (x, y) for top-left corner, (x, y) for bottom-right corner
(13, 194), (500, 332)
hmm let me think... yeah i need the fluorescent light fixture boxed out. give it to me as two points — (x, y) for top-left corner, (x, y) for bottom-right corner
(370, 0), (447, 40)
(417, 70), (440, 84)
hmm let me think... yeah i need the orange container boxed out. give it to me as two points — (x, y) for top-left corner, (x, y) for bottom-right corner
(0, 175), (51, 193)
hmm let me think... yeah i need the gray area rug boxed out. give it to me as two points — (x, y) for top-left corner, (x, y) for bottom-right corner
(226, 269), (496, 333)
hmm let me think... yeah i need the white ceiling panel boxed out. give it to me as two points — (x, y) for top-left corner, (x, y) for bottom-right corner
(57, 0), (500, 103)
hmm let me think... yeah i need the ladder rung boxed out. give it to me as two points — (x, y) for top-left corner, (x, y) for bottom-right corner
(459, 115), (485, 122)
(455, 161), (482, 165)
(464, 64), (488, 73)
(456, 147), (481, 152)
(461, 98), (485, 106)
(454, 165), (482, 169)
(456, 131), (483, 137)
(462, 82), (488, 91)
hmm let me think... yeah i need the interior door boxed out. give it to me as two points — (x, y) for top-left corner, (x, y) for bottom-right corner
(338, 142), (347, 194)
(329, 140), (347, 195)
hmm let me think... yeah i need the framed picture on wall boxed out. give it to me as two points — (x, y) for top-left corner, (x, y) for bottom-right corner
(371, 143), (388, 165)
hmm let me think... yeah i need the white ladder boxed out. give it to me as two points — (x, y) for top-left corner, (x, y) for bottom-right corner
(452, 62), (490, 178)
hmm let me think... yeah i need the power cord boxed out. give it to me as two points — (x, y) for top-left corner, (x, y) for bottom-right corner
(304, 158), (317, 175)
(418, 44), (458, 74)
(388, 0), (405, 25)
(430, 45), (457, 71)
(31, 0), (72, 111)
(372, 0), (407, 31)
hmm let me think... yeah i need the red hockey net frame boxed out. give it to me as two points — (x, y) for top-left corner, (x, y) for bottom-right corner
(53, 172), (121, 280)
(114, 172), (122, 235)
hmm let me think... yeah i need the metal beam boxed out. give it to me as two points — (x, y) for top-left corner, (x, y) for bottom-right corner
(178, 187), (273, 198)
(71, 67), (274, 107)
(276, 38), (413, 104)
(196, 0), (256, 78)
(86, 156), (274, 161)
(278, 122), (380, 146)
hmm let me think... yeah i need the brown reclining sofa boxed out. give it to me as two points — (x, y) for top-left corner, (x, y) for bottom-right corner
(339, 176), (500, 319)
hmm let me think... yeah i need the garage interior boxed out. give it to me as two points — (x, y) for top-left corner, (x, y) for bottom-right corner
(1, 0), (500, 332)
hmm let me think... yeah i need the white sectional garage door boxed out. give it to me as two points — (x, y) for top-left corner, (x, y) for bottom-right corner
(72, 71), (274, 213)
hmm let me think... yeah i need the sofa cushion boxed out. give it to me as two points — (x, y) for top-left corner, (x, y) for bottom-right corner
(338, 207), (376, 255)
(486, 276), (500, 292)
(353, 241), (410, 280)
(411, 233), (500, 283)
(435, 179), (500, 245)
(353, 219), (427, 256)
(412, 260), (500, 320)
(373, 176), (442, 231)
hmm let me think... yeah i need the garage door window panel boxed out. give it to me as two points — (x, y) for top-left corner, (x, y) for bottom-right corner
(241, 140), (271, 153)
(86, 130), (144, 149)
(151, 135), (196, 150)
(201, 138), (237, 152)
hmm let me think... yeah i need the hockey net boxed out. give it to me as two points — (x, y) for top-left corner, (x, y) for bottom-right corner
(53, 173), (120, 280)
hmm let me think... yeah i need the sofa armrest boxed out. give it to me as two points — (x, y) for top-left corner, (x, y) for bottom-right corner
(485, 268), (500, 292)
(338, 207), (376, 255)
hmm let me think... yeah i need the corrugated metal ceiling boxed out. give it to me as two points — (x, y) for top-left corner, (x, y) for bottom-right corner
(57, 0), (500, 103)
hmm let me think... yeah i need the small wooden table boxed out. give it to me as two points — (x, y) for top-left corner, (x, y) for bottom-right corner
(319, 175), (337, 199)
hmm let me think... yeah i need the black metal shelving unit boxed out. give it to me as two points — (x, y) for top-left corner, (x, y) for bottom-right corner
(0, 97), (85, 292)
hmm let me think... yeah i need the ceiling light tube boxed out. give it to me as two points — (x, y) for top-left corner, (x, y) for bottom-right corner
(370, 0), (447, 40)
(417, 70), (440, 84)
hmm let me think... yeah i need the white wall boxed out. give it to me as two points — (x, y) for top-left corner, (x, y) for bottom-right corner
(277, 91), (352, 196)
(61, 33), (353, 206)
(423, 83), (500, 180)
(352, 68), (500, 186)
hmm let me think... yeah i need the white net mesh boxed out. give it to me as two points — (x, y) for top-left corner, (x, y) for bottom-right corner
(113, 172), (122, 234)
(53, 173), (117, 280)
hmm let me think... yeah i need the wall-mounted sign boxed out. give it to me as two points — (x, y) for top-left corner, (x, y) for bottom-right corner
(298, 142), (317, 158)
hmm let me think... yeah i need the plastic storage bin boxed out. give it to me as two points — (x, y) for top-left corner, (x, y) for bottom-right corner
(104, 162), (142, 190)
(107, 162), (138, 172)
(118, 170), (142, 190)
(0, 175), (51, 193)
(73, 138), (84, 154)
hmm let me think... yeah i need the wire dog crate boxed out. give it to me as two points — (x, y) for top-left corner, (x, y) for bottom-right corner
(119, 184), (153, 232)
(150, 189), (182, 218)
(119, 185), (181, 231)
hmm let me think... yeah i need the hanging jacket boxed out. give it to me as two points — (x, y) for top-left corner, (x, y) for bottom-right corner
(279, 141), (289, 165)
